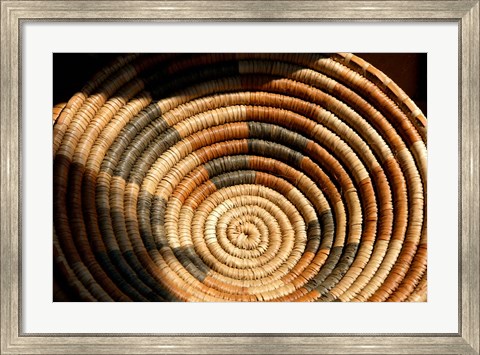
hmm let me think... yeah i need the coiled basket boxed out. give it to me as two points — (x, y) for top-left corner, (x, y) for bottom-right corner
(53, 53), (427, 302)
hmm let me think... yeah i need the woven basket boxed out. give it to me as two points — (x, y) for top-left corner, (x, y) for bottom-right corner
(53, 53), (427, 302)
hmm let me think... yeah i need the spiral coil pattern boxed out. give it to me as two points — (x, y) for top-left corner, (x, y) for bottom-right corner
(53, 53), (427, 302)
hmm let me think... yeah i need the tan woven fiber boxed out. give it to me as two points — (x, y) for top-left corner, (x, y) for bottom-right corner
(53, 53), (427, 302)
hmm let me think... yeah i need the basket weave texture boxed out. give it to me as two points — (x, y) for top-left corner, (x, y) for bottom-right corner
(53, 53), (427, 302)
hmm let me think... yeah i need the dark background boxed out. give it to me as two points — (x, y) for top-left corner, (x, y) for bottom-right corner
(53, 53), (427, 115)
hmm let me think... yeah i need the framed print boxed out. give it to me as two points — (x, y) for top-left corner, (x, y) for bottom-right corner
(1, 1), (478, 354)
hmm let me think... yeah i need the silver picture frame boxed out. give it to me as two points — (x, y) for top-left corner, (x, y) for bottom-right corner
(1, 1), (478, 354)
